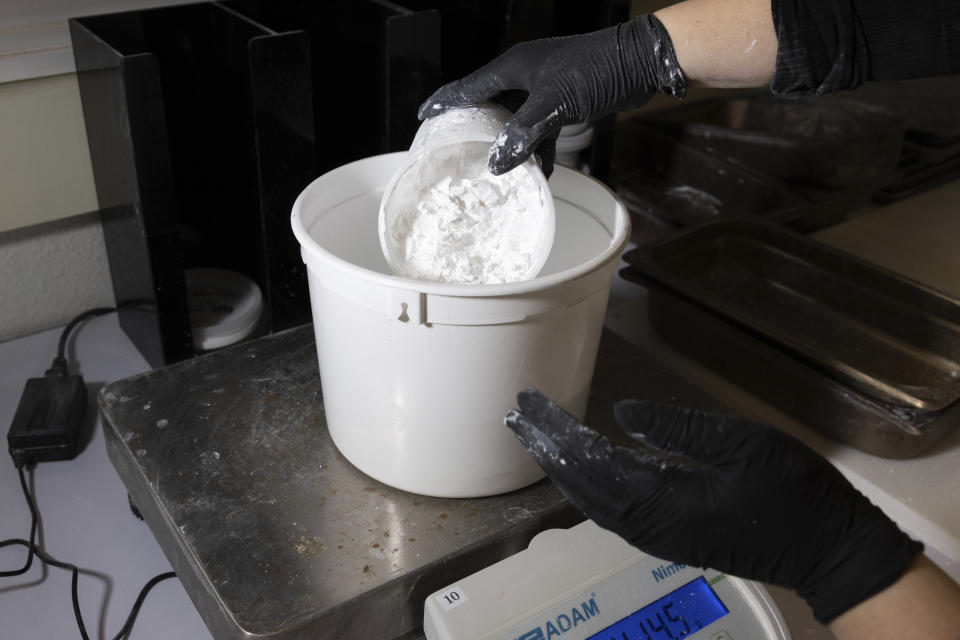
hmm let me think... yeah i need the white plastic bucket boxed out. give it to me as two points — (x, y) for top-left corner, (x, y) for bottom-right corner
(291, 152), (629, 498)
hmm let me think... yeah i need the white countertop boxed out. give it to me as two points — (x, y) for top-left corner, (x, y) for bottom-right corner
(0, 316), (210, 640)
(5, 182), (960, 639)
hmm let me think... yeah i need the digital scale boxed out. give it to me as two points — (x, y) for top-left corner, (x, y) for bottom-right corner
(99, 324), (800, 639)
(425, 520), (790, 640)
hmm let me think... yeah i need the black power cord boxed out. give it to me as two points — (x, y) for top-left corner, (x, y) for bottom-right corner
(0, 466), (38, 578)
(2, 307), (178, 639)
(57, 306), (119, 365)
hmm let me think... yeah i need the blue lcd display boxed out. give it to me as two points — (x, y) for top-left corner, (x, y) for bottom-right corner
(586, 576), (728, 640)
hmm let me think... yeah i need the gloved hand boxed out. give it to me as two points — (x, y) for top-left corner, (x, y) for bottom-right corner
(505, 389), (923, 624)
(417, 14), (686, 178)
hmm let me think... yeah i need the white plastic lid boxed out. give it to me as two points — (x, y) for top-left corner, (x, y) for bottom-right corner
(556, 124), (595, 153)
(559, 122), (591, 136)
(185, 268), (263, 351)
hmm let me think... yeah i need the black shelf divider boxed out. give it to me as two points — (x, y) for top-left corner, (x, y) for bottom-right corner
(72, 3), (315, 367)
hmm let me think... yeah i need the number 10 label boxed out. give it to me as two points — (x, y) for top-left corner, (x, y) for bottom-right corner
(436, 585), (469, 611)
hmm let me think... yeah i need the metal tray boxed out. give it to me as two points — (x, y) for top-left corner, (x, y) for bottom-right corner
(639, 96), (904, 189)
(611, 123), (809, 228)
(622, 219), (960, 458)
(840, 77), (960, 152)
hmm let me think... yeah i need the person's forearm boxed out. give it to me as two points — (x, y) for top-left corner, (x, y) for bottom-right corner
(829, 555), (960, 639)
(653, 0), (776, 88)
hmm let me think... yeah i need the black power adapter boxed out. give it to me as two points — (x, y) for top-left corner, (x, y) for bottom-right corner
(3, 307), (178, 640)
(6, 306), (117, 468)
(7, 356), (86, 467)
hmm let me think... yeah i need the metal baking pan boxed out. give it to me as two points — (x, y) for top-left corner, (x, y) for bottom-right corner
(639, 96), (904, 189)
(873, 153), (960, 204)
(611, 123), (809, 228)
(622, 219), (960, 458)
(840, 77), (960, 153)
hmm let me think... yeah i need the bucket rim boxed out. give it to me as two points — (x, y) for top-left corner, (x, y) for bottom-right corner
(290, 152), (630, 298)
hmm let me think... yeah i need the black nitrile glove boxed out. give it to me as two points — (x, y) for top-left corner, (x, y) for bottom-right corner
(417, 14), (685, 178)
(505, 389), (923, 624)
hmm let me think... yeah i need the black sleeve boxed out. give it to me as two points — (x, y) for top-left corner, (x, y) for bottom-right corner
(771, 0), (960, 96)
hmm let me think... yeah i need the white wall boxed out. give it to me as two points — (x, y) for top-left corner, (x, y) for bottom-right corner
(0, 72), (112, 340)
(0, 212), (115, 342)
(0, 73), (97, 234)
(0, 0), (196, 341)
(0, 2), (195, 342)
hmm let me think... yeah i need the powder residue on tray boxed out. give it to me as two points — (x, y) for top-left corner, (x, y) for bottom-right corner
(385, 143), (548, 285)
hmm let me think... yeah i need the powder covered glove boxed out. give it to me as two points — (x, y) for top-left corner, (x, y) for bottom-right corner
(504, 389), (923, 624)
(417, 14), (685, 178)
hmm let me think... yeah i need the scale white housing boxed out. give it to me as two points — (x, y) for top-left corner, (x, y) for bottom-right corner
(424, 520), (791, 640)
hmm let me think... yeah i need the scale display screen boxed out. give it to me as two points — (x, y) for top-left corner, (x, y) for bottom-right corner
(586, 576), (728, 639)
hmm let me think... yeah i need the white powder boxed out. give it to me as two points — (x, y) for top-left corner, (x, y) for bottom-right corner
(385, 142), (550, 284)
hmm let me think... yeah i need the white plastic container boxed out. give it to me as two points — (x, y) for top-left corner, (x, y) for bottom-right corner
(556, 123), (595, 168)
(184, 268), (263, 351)
(379, 103), (555, 284)
(291, 153), (629, 498)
